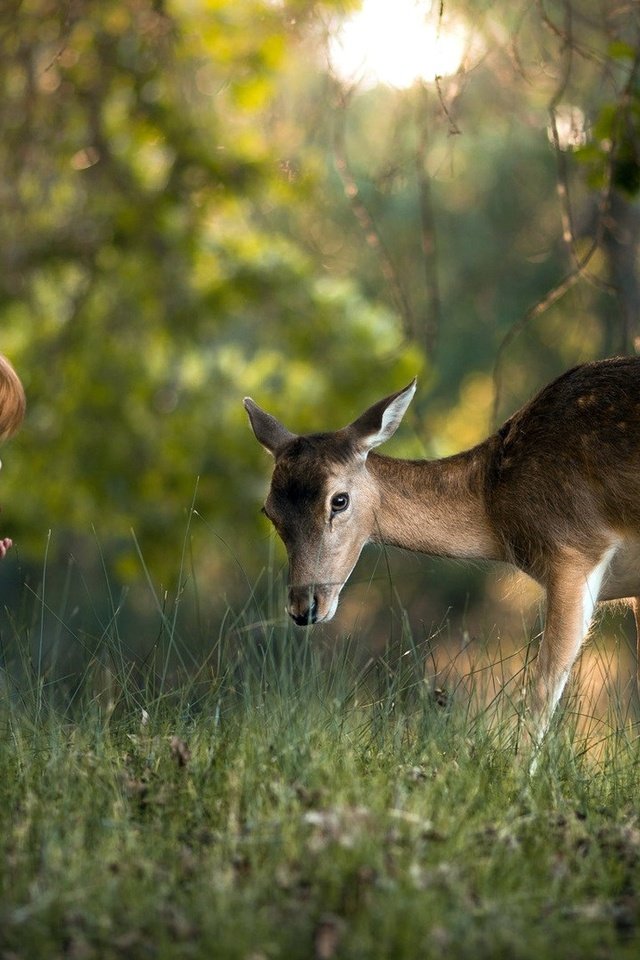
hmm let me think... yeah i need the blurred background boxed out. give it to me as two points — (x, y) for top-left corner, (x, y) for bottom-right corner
(1, 0), (639, 669)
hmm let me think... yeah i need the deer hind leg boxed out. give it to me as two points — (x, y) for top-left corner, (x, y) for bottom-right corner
(527, 547), (616, 748)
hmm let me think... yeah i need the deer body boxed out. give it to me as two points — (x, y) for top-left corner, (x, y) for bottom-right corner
(245, 357), (640, 742)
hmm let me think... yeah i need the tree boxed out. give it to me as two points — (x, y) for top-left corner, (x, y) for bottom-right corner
(0, 0), (418, 588)
(2, 0), (639, 635)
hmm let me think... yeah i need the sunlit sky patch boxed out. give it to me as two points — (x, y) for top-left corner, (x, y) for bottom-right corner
(328, 0), (469, 89)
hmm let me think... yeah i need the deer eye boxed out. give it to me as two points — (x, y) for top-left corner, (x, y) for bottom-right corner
(330, 492), (350, 514)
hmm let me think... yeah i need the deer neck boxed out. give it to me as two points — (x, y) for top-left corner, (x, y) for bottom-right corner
(366, 444), (503, 561)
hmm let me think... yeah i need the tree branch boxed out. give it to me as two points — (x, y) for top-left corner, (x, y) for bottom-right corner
(415, 83), (442, 356)
(332, 82), (416, 340)
(492, 0), (624, 423)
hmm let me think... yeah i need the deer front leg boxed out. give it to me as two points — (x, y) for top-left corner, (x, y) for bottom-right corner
(527, 548), (615, 749)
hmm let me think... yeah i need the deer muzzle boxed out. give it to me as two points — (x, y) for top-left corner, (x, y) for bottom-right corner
(287, 583), (340, 626)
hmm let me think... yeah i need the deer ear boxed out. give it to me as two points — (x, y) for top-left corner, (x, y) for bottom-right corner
(347, 379), (416, 456)
(244, 397), (296, 456)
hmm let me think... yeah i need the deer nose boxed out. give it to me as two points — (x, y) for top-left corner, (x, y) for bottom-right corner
(288, 588), (318, 626)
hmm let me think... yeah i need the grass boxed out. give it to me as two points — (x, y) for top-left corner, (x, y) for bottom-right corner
(1, 552), (640, 959)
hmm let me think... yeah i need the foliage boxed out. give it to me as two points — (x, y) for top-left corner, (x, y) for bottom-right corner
(1, 0), (639, 618)
(0, 0), (419, 584)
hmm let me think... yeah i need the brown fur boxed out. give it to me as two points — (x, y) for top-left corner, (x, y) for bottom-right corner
(245, 358), (640, 748)
(0, 353), (25, 559)
(488, 357), (640, 578)
(0, 354), (25, 440)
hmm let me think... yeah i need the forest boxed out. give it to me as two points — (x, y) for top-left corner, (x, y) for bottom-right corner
(3, 4), (640, 960)
(1, 0), (639, 645)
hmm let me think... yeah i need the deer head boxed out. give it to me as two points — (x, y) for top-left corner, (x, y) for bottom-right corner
(244, 380), (416, 625)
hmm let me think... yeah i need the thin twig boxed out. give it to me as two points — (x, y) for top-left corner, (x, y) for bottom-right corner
(537, 0), (607, 66)
(492, 1), (625, 423)
(434, 75), (462, 136)
(332, 81), (416, 340)
(546, 1), (575, 257)
(492, 252), (595, 424)
(415, 83), (442, 356)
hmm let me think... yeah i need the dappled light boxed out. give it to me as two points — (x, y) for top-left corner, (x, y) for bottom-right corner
(548, 104), (590, 152)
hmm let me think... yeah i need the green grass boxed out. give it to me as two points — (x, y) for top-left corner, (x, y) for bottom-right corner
(1, 563), (640, 959)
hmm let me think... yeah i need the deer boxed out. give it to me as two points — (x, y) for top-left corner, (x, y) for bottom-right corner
(244, 356), (640, 748)
(0, 353), (26, 559)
